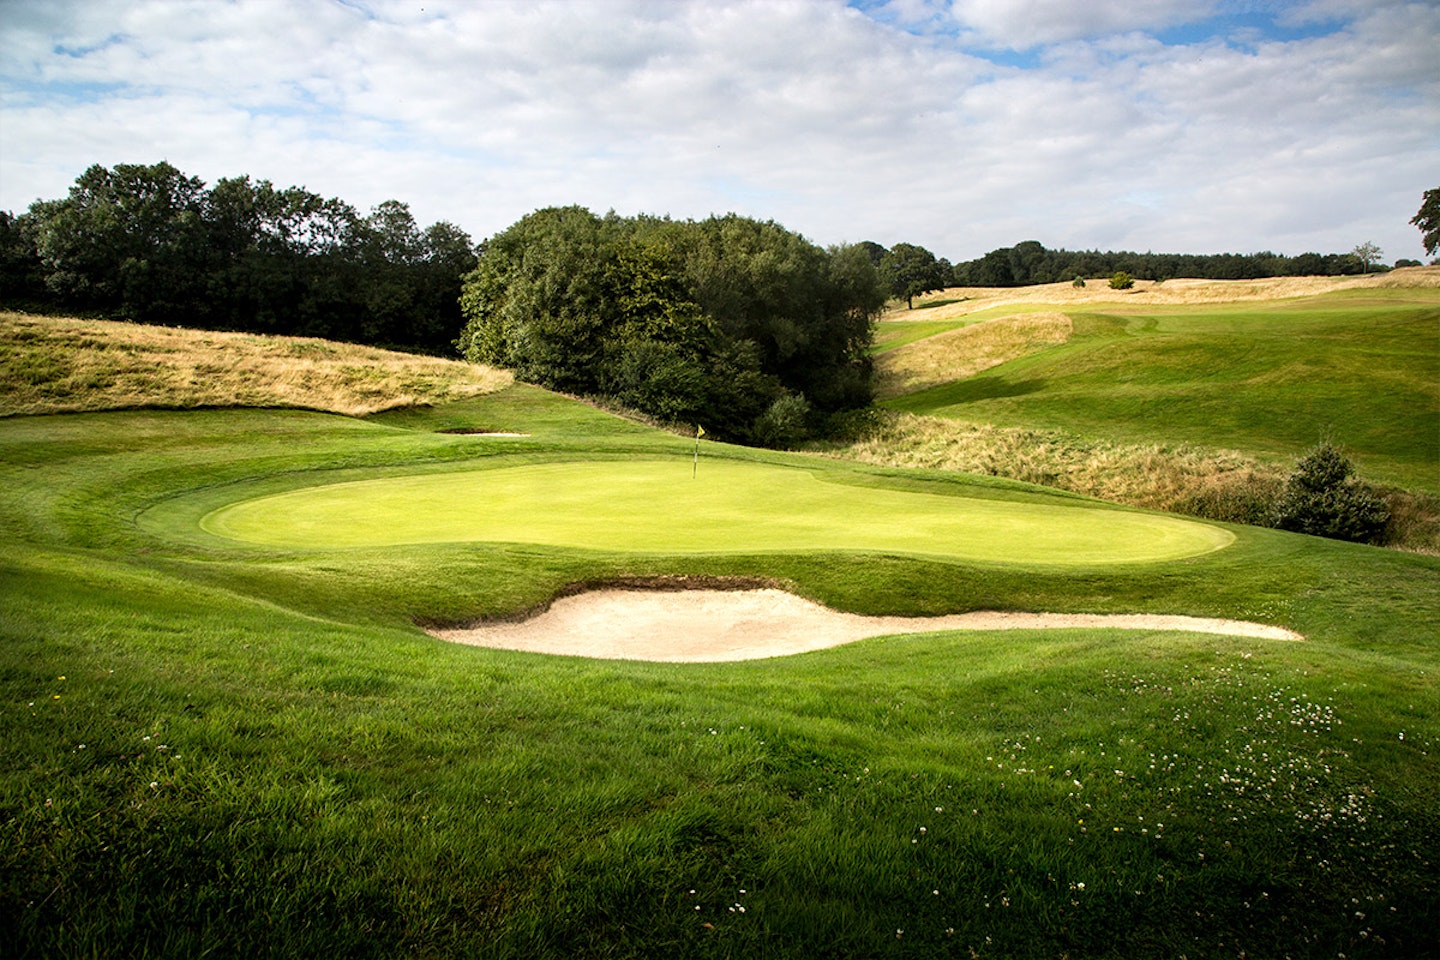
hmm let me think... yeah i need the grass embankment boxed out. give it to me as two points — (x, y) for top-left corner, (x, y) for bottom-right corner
(832, 274), (1440, 551)
(2, 314), (1438, 957)
(0, 311), (512, 417)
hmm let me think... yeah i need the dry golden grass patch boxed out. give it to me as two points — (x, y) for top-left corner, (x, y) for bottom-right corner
(825, 410), (1283, 513)
(889, 265), (1440, 324)
(815, 412), (1439, 552)
(875, 312), (1071, 399)
(0, 312), (512, 417)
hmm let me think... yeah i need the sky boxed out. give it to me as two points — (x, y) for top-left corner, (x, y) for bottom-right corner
(1, 0), (1437, 263)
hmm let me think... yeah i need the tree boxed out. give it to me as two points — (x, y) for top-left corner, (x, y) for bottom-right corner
(1412, 187), (1440, 256)
(20, 162), (473, 350)
(26, 161), (209, 321)
(1351, 241), (1382, 273)
(1108, 270), (1134, 290)
(1272, 442), (1389, 544)
(878, 242), (947, 308)
(457, 208), (885, 444)
(855, 240), (888, 267)
(0, 211), (47, 305)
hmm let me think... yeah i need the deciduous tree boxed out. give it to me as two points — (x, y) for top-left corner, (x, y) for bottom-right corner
(878, 242), (948, 308)
(1412, 187), (1440, 256)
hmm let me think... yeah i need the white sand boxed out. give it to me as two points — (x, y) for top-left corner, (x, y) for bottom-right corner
(428, 588), (1303, 662)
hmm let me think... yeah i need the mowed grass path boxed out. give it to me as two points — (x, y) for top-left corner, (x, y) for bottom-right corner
(203, 459), (1232, 564)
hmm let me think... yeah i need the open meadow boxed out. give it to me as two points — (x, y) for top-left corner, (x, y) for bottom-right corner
(2, 312), (1438, 958)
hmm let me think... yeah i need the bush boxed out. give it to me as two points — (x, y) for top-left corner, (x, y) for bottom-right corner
(1272, 442), (1390, 544)
(752, 393), (813, 448)
(1108, 271), (1134, 290)
(1072, 275), (1085, 288)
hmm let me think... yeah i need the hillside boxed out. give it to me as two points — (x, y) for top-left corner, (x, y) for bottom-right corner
(0, 312), (511, 418)
(822, 268), (1440, 552)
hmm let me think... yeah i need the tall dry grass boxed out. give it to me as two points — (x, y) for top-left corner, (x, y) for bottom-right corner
(875, 313), (1071, 399)
(813, 411), (1439, 553)
(0, 312), (512, 417)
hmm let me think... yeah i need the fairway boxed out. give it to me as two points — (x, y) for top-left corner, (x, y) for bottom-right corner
(202, 458), (1233, 564)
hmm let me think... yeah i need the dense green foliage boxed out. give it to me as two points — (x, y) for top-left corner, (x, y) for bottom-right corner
(1108, 270), (1135, 290)
(0, 162), (475, 352)
(1274, 443), (1391, 544)
(457, 207), (885, 443)
(882, 290), (1440, 496)
(1413, 187), (1440, 257)
(877, 242), (951, 309)
(951, 239), (1379, 287)
(3, 386), (1438, 958)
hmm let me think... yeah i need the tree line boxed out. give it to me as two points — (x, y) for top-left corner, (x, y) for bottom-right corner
(950, 240), (1388, 287)
(854, 237), (1427, 305)
(457, 207), (885, 445)
(0, 162), (475, 352)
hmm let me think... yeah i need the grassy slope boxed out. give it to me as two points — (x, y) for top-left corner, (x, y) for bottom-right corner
(0, 311), (512, 417)
(879, 288), (1440, 495)
(2, 365), (1438, 959)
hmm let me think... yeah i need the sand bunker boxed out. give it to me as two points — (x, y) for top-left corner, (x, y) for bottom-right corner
(428, 588), (1303, 662)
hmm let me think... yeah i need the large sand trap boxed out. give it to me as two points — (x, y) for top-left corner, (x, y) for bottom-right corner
(428, 588), (1303, 662)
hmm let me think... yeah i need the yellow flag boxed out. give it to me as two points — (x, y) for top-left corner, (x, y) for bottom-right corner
(696, 424), (706, 438)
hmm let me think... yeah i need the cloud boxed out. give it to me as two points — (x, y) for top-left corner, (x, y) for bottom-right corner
(1, 0), (1436, 263)
(946, 0), (1215, 49)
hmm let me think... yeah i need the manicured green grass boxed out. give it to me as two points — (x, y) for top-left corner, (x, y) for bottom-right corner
(3, 382), (1438, 958)
(883, 290), (1440, 493)
(200, 458), (1232, 564)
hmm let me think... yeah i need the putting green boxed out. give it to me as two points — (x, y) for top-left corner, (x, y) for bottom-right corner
(202, 459), (1233, 565)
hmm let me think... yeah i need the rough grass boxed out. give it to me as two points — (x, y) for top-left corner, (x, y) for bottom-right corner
(0, 311), (512, 417)
(815, 409), (1285, 512)
(814, 411), (1440, 553)
(875, 312), (1071, 399)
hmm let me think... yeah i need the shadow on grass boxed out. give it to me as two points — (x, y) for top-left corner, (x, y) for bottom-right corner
(913, 296), (969, 310)
(884, 375), (1048, 414)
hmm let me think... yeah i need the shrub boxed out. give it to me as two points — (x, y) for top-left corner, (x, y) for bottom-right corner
(1272, 442), (1390, 544)
(1108, 271), (1134, 290)
(752, 393), (813, 448)
(1072, 275), (1085, 288)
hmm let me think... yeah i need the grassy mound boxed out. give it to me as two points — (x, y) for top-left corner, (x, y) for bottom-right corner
(0, 311), (512, 417)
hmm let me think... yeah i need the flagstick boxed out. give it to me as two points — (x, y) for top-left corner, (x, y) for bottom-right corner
(693, 433), (699, 478)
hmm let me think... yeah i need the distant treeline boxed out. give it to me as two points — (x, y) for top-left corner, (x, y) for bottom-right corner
(459, 207), (885, 444)
(0, 162), (475, 352)
(950, 240), (1377, 287)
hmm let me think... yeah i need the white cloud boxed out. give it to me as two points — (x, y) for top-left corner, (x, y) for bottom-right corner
(946, 0), (1215, 49)
(0, 0), (1436, 263)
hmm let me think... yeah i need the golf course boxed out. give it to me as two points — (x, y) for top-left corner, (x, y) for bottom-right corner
(2, 277), (1438, 958)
